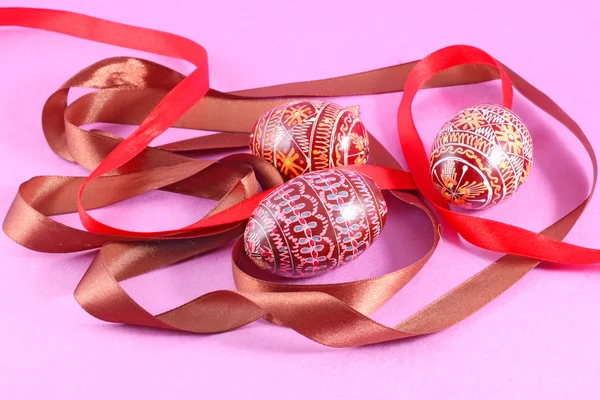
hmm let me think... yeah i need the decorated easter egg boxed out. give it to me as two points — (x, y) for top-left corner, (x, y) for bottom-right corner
(249, 100), (370, 180)
(429, 104), (533, 210)
(243, 168), (387, 278)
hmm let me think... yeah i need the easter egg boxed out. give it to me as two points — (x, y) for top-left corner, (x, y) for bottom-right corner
(429, 104), (533, 210)
(243, 168), (387, 278)
(249, 100), (370, 180)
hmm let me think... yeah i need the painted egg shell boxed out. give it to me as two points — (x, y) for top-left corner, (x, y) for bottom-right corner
(249, 100), (370, 180)
(243, 168), (387, 278)
(429, 104), (533, 210)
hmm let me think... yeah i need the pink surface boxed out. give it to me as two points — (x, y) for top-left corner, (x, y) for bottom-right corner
(0, 0), (599, 398)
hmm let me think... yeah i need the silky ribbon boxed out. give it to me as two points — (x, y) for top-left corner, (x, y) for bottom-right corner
(0, 7), (598, 347)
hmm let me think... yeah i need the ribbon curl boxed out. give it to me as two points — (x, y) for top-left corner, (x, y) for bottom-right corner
(1, 7), (598, 347)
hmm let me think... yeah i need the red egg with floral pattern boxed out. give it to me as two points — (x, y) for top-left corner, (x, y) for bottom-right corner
(429, 104), (533, 210)
(243, 169), (387, 278)
(249, 100), (370, 180)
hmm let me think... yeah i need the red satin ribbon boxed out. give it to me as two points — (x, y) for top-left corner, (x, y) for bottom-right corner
(1, 8), (419, 238)
(398, 47), (599, 264)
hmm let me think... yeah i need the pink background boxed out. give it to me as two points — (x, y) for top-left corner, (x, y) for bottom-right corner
(1, 0), (599, 398)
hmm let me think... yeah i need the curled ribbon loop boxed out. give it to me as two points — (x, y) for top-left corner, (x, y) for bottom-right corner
(1, 7), (597, 347)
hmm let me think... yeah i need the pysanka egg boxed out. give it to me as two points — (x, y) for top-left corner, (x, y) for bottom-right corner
(429, 104), (533, 210)
(249, 100), (370, 180)
(243, 169), (387, 278)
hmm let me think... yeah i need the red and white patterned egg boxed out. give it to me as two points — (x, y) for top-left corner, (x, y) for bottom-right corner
(243, 169), (387, 278)
(429, 104), (533, 209)
(249, 100), (370, 180)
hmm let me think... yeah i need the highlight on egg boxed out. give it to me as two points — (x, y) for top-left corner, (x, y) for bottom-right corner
(243, 168), (387, 278)
(249, 100), (370, 180)
(429, 103), (533, 210)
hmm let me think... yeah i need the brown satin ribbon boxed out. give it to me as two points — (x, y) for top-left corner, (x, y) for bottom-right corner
(3, 56), (591, 347)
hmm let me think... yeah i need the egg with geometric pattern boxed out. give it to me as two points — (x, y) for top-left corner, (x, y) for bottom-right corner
(249, 100), (370, 180)
(243, 168), (387, 278)
(429, 104), (533, 210)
